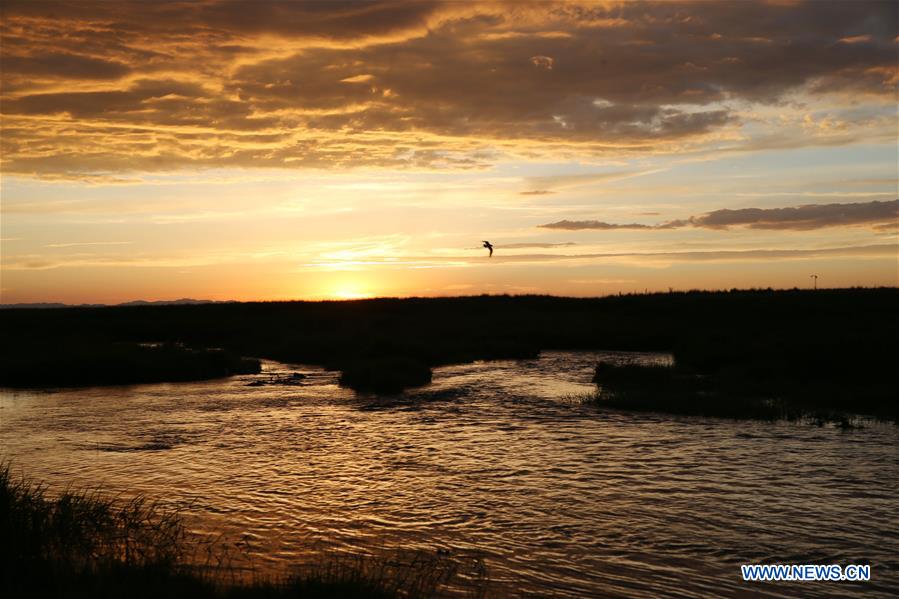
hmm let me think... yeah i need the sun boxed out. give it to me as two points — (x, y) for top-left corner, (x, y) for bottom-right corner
(329, 280), (374, 300)
(332, 288), (372, 300)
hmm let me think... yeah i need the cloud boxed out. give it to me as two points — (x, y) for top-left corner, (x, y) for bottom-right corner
(44, 241), (132, 248)
(838, 35), (873, 44)
(540, 220), (654, 231)
(523, 169), (662, 193)
(568, 278), (636, 285)
(499, 242), (578, 249)
(1, 0), (896, 177)
(540, 200), (899, 231)
(7, 241), (894, 272)
(529, 55), (554, 70)
(292, 243), (898, 272)
(690, 199), (899, 230)
(1, 52), (131, 79)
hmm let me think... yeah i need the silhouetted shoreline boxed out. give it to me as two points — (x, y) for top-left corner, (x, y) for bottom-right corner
(0, 343), (260, 388)
(1, 288), (895, 420)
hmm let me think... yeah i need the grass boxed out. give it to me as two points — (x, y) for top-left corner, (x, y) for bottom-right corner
(0, 463), (486, 598)
(591, 362), (789, 420)
(338, 356), (433, 393)
(1, 461), (197, 597)
(0, 343), (260, 388)
(1, 288), (896, 404)
(591, 360), (893, 422)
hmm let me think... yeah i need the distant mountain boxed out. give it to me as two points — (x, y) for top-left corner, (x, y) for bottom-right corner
(116, 298), (225, 307)
(0, 302), (96, 309)
(0, 299), (230, 309)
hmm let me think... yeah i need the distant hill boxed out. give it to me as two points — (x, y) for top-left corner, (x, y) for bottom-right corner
(116, 298), (229, 307)
(0, 298), (229, 309)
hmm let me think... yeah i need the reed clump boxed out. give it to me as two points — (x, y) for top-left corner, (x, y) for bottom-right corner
(338, 356), (433, 393)
(1, 462), (198, 597)
(591, 361), (787, 419)
(590, 359), (890, 422)
(0, 464), (485, 598)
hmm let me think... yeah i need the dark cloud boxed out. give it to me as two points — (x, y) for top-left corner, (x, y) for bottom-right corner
(198, 0), (442, 40)
(1, 52), (131, 79)
(1, 0), (896, 176)
(0, 0), (442, 41)
(227, 36), (735, 141)
(691, 200), (899, 230)
(6, 79), (209, 118)
(519, 190), (555, 196)
(539, 200), (899, 231)
(539, 220), (654, 231)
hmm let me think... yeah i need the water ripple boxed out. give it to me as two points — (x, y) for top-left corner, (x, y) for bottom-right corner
(2, 351), (897, 597)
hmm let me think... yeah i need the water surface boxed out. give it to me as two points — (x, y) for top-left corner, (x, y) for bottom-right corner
(2, 351), (897, 597)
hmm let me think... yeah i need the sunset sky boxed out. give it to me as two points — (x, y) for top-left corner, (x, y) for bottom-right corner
(1, 0), (896, 303)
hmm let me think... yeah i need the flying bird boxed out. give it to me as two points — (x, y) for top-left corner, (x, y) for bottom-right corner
(482, 240), (494, 257)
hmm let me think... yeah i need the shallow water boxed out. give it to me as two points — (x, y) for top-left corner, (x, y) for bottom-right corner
(2, 351), (897, 597)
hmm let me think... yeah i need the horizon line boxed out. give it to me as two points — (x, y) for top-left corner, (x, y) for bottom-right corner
(2, 285), (897, 309)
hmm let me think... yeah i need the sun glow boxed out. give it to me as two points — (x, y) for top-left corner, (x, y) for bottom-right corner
(328, 281), (374, 300)
(1, 1), (897, 306)
(332, 289), (372, 300)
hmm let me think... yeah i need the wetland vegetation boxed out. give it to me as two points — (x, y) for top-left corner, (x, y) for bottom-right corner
(1, 288), (895, 420)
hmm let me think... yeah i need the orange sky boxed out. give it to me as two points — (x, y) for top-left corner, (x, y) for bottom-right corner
(1, 0), (897, 303)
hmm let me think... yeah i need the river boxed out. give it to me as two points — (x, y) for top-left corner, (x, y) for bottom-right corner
(2, 351), (897, 597)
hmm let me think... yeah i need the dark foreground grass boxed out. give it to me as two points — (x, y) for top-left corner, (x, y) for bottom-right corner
(0, 464), (485, 598)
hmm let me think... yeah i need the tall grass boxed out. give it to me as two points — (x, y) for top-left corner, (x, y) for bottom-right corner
(590, 361), (880, 424)
(0, 463), (187, 568)
(338, 356), (433, 393)
(0, 463), (486, 598)
(2, 288), (896, 398)
(0, 462), (199, 597)
(0, 343), (261, 388)
(591, 361), (787, 419)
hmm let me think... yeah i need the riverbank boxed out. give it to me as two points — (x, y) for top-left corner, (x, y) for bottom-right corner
(0, 343), (260, 388)
(1, 289), (896, 415)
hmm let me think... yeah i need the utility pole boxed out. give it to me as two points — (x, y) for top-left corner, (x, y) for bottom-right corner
(810, 274), (818, 290)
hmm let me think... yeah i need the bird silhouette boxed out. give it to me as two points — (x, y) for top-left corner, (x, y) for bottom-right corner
(482, 240), (494, 257)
